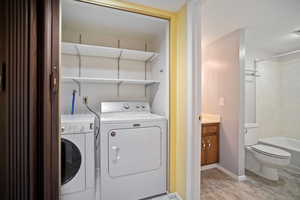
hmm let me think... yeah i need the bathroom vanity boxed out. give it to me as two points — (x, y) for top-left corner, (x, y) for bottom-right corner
(201, 123), (220, 166)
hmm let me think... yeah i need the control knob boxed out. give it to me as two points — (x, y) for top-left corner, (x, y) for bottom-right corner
(123, 104), (130, 110)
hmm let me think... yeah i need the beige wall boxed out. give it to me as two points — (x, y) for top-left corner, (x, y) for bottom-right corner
(202, 29), (245, 176)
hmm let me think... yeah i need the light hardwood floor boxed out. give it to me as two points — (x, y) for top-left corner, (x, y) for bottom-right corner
(201, 168), (300, 200)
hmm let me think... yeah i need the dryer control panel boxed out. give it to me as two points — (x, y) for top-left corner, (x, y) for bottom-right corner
(101, 102), (150, 113)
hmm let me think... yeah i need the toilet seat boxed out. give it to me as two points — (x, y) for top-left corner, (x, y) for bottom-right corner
(251, 144), (291, 159)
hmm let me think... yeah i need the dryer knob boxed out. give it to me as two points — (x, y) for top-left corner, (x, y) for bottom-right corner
(111, 131), (116, 137)
(123, 104), (130, 110)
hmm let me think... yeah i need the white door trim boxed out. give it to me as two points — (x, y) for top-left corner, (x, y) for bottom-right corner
(186, 1), (202, 200)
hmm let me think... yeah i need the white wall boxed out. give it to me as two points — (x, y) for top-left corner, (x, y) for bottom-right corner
(256, 53), (300, 140)
(256, 61), (281, 138)
(244, 45), (273, 123)
(202, 29), (245, 176)
(149, 25), (169, 117)
(280, 54), (300, 140)
(60, 28), (168, 115)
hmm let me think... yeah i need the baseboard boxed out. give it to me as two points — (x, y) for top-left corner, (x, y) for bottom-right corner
(201, 163), (219, 171)
(150, 193), (182, 200)
(216, 165), (247, 182)
(167, 193), (183, 200)
(237, 175), (247, 181)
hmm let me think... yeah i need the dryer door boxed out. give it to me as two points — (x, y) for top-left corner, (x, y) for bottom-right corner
(108, 127), (162, 178)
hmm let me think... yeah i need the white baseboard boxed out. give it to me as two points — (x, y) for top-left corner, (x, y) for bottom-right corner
(200, 163), (247, 181)
(151, 193), (182, 200)
(237, 175), (247, 181)
(201, 163), (219, 171)
(217, 165), (247, 182)
(168, 193), (183, 200)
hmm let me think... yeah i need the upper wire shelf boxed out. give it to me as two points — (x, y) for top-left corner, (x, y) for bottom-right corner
(61, 42), (159, 62)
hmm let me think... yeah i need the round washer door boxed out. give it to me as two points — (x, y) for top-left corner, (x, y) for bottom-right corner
(61, 138), (82, 185)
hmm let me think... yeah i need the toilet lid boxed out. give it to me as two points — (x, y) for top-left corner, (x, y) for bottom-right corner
(251, 144), (291, 159)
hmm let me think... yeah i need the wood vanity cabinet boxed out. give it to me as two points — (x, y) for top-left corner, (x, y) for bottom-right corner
(201, 123), (219, 166)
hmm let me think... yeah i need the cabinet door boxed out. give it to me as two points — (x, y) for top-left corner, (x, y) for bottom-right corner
(201, 138), (206, 166)
(206, 135), (219, 164)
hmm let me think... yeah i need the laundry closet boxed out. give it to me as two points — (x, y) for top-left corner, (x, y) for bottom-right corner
(60, 1), (169, 115)
(60, 1), (170, 200)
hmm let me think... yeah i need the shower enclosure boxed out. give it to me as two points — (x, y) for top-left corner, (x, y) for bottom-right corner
(249, 50), (300, 170)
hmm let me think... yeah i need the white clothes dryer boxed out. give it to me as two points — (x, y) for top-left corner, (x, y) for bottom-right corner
(61, 114), (96, 200)
(98, 102), (168, 200)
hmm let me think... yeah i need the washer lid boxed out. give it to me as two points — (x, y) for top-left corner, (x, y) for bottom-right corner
(61, 114), (95, 123)
(251, 144), (291, 159)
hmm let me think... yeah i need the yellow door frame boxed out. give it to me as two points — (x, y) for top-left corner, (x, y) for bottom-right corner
(77, 0), (185, 197)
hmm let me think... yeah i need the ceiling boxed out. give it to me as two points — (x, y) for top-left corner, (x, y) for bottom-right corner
(125, 0), (186, 12)
(201, 0), (300, 55)
(62, 0), (168, 40)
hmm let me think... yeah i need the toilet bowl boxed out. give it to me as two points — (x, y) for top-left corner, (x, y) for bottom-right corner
(246, 144), (290, 181)
(244, 123), (291, 181)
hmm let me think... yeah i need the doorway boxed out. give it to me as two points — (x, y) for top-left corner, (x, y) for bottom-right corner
(59, 1), (174, 200)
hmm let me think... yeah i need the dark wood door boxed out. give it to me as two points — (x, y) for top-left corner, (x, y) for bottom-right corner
(0, 0), (39, 199)
(0, 1), (9, 198)
(205, 135), (219, 165)
(0, 0), (60, 199)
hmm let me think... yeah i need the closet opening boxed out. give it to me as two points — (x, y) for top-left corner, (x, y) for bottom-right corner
(60, 0), (171, 200)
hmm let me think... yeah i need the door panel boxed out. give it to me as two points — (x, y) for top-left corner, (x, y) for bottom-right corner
(206, 135), (219, 164)
(0, 0), (8, 198)
(0, 0), (60, 199)
(0, 0), (39, 199)
(108, 127), (162, 178)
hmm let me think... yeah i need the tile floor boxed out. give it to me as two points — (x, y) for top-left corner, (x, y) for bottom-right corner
(150, 193), (182, 200)
(201, 168), (300, 200)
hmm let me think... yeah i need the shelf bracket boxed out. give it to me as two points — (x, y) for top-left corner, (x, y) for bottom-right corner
(117, 50), (123, 79)
(117, 81), (123, 97)
(76, 34), (82, 77)
(75, 45), (82, 77)
(72, 34), (83, 97)
(146, 53), (156, 63)
(117, 49), (123, 97)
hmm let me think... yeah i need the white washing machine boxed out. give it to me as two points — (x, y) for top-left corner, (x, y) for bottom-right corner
(98, 102), (168, 200)
(61, 114), (96, 200)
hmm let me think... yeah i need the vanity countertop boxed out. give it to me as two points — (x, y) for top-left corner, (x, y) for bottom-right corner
(201, 113), (221, 124)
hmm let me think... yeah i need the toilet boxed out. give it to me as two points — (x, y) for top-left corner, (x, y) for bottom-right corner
(245, 123), (291, 181)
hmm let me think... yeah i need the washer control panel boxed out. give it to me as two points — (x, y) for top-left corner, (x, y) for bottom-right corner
(101, 102), (150, 113)
(61, 114), (95, 134)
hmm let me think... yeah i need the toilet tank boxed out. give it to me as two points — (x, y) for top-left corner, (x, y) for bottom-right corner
(244, 123), (259, 146)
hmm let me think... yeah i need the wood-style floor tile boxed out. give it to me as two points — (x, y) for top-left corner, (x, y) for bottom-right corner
(201, 168), (300, 200)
